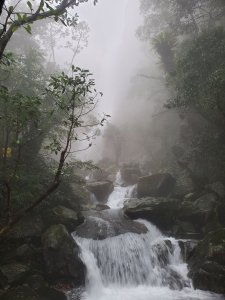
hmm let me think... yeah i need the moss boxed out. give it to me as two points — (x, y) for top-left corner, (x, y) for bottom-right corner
(206, 229), (225, 246)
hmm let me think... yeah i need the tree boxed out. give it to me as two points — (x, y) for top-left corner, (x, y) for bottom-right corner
(137, 0), (225, 40)
(168, 27), (225, 126)
(0, 0), (97, 59)
(0, 66), (108, 236)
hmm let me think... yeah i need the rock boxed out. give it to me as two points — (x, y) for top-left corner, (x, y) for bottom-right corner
(172, 221), (200, 239)
(188, 229), (225, 294)
(217, 202), (225, 227)
(0, 286), (67, 300)
(178, 240), (198, 262)
(137, 173), (176, 198)
(120, 167), (142, 186)
(123, 197), (179, 231)
(45, 206), (84, 232)
(15, 244), (35, 258)
(0, 263), (30, 286)
(206, 182), (225, 199)
(75, 209), (147, 240)
(86, 181), (113, 203)
(89, 169), (109, 182)
(81, 203), (110, 211)
(0, 286), (38, 300)
(42, 224), (85, 286)
(172, 175), (195, 199)
(183, 193), (196, 201)
(177, 193), (218, 233)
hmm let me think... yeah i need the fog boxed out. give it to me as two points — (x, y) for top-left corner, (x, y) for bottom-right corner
(64, 0), (176, 163)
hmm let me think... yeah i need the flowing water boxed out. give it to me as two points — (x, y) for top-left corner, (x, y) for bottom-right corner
(70, 173), (224, 300)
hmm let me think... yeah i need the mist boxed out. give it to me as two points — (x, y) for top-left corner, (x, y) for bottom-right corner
(1, 1), (225, 299)
(67, 0), (175, 164)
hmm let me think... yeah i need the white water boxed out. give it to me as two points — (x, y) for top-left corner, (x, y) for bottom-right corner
(69, 172), (224, 300)
(107, 185), (136, 208)
(107, 171), (137, 209)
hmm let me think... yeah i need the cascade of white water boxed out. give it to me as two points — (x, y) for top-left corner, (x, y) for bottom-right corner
(68, 171), (224, 300)
(107, 171), (137, 208)
(71, 219), (224, 300)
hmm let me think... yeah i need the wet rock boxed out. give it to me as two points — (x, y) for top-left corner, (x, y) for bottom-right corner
(152, 241), (170, 267)
(178, 239), (198, 262)
(74, 210), (147, 240)
(86, 181), (114, 203)
(137, 173), (176, 198)
(188, 228), (225, 294)
(164, 268), (190, 290)
(45, 206), (84, 232)
(123, 197), (179, 231)
(42, 224), (85, 286)
(120, 167), (142, 186)
(80, 203), (110, 211)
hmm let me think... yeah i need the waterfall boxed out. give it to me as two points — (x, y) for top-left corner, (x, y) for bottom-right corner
(107, 171), (137, 208)
(70, 219), (223, 300)
(107, 185), (136, 209)
(68, 171), (224, 300)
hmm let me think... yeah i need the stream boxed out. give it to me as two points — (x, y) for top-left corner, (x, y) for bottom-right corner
(68, 174), (224, 300)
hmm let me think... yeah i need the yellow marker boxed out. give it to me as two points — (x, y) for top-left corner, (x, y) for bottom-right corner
(2, 147), (12, 158)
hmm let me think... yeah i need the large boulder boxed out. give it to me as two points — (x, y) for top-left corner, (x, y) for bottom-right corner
(86, 181), (113, 203)
(42, 224), (85, 287)
(137, 173), (176, 198)
(177, 193), (218, 233)
(74, 210), (147, 240)
(120, 167), (142, 186)
(123, 197), (179, 231)
(45, 206), (84, 232)
(188, 229), (225, 294)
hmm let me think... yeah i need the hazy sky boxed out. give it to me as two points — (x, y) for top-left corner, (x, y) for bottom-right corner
(75, 0), (144, 115)
(63, 0), (145, 160)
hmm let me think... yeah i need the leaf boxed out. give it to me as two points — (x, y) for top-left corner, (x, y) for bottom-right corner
(27, 1), (33, 11)
(9, 6), (14, 12)
(25, 24), (32, 34)
(12, 26), (19, 32)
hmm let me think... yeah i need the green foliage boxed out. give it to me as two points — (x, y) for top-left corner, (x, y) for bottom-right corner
(152, 32), (176, 73)
(137, 0), (225, 40)
(168, 27), (225, 124)
(0, 56), (107, 226)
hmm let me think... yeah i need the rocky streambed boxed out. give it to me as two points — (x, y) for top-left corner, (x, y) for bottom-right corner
(0, 167), (225, 299)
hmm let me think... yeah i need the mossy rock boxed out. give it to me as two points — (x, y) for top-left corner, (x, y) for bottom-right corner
(44, 205), (84, 232)
(188, 229), (225, 294)
(0, 263), (31, 286)
(123, 197), (180, 231)
(0, 286), (66, 300)
(42, 224), (85, 286)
